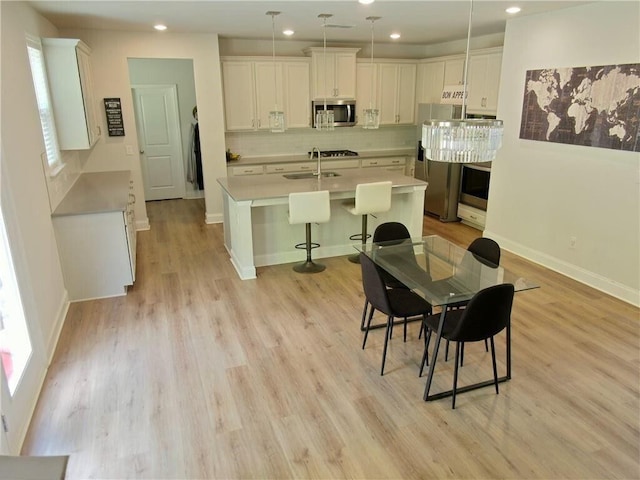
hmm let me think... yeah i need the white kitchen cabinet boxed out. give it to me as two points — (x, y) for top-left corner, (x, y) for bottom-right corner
(230, 165), (264, 176)
(282, 62), (311, 128)
(416, 60), (445, 105)
(265, 162), (314, 174)
(222, 58), (310, 131)
(466, 49), (502, 114)
(457, 203), (486, 230)
(52, 171), (136, 301)
(222, 61), (256, 130)
(377, 63), (416, 125)
(361, 157), (407, 173)
(444, 57), (465, 86)
(306, 47), (359, 100)
(356, 63), (377, 126)
(42, 38), (101, 150)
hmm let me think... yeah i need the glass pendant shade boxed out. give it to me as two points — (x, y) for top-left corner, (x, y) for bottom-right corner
(315, 109), (334, 131)
(422, 119), (504, 163)
(420, 0), (504, 163)
(362, 107), (380, 129)
(269, 109), (286, 132)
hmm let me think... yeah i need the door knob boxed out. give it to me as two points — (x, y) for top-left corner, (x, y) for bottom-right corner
(139, 150), (144, 154)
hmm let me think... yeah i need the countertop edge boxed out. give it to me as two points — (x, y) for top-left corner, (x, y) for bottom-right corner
(227, 149), (416, 167)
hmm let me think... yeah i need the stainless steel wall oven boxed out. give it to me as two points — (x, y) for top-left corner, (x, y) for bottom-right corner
(459, 163), (491, 211)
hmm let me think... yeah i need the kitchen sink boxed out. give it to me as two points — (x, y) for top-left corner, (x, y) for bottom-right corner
(283, 172), (341, 180)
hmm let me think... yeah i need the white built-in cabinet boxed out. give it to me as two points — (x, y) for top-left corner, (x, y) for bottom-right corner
(356, 61), (416, 125)
(415, 48), (502, 116)
(377, 63), (416, 125)
(222, 58), (310, 131)
(305, 47), (359, 100)
(416, 60), (445, 104)
(52, 171), (136, 301)
(42, 38), (101, 150)
(466, 49), (503, 114)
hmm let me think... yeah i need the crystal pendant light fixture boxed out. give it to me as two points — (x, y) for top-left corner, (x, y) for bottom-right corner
(316, 13), (334, 131)
(421, 0), (504, 163)
(362, 16), (380, 129)
(267, 11), (285, 132)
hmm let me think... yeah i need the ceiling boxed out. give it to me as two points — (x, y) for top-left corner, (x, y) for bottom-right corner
(28, 0), (594, 46)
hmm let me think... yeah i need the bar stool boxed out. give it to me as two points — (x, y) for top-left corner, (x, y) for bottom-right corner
(288, 190), (331, 273)
(342, 181), (393, 263)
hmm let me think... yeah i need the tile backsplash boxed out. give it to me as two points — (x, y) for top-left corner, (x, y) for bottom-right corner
(225, 125), (416, 157)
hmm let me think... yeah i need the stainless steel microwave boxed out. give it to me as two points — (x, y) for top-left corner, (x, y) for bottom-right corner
(311, 100), (356, 127)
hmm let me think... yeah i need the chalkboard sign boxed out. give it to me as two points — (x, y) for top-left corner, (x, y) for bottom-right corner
(103, 98), (125, 136)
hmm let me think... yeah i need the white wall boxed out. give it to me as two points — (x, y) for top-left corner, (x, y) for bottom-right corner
(60, 28), (227, 224)
(485, 2), (640, 305)
(0, 1), (71, 448)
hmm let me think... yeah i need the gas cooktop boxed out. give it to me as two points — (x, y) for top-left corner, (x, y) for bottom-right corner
(308, 149), (359, 158)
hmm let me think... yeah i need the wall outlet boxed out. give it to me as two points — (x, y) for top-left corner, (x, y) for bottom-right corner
(570, 236), (577, 249)
(125, 145), (134, 156)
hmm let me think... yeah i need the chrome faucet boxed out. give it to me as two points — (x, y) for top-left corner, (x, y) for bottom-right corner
(311, 147), (322, 177)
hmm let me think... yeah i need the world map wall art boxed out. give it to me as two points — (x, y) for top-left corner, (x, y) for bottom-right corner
(519, 63), (640, 152)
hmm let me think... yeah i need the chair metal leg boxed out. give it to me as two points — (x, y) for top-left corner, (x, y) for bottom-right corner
(485, 338), (489, 352)
(490, 336), (499, 394)
(381, 315), (393, 375)
(360, 299), (369, 331)
(419, 322), (431, 377)
(348, 214), (369, 263)
(452, 341), (461, 409)
(460, 342), (465, 366)
(445, 339), (450, 361)
(403, 317), (407, 342)
(362, 306), (375, 349)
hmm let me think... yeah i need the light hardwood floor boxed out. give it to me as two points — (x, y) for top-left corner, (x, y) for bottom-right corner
(23, 199), (639, 479)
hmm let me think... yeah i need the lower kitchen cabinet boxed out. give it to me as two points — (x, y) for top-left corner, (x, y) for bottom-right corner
(52, 171), (136, 301)
(457, 202), (486, 230)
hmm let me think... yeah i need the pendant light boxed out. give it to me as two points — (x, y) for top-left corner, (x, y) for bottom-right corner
(267, 11), (285, 132)
(421, 0), (504, 163)
(316, 13), (334, 131)
(362, 16), (380, 129)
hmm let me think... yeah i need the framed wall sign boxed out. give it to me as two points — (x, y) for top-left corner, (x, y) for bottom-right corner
(103, 97), (125, 136)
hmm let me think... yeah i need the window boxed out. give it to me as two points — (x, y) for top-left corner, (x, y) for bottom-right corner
(26, 35), (64, 177)
(0, 208), (32, 396)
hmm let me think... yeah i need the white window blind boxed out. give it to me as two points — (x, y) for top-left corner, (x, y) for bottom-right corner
(26, 36), (64, 176)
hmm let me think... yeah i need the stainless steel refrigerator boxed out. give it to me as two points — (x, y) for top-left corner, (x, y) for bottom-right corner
(414, 103), (463, 222)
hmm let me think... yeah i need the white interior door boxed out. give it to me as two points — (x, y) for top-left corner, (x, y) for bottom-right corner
(132, 85), (186, 201)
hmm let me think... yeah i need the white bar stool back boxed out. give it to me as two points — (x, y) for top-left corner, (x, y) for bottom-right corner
(342, 181), (393, 263)
(288, 190), (331, 273)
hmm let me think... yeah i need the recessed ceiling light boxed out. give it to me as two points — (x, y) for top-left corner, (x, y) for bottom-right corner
(154, 24), (167, 31)
(505, 6), (521, 14)
(283, 29), (294, 36)
(390, 33), (400, 40)
(359, 0), (375, 4)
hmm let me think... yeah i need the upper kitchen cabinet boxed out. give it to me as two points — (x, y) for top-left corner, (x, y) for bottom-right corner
(355, 63), (377, 125)
(222, 58), (310, 131)
(466, 48), (503, 114)
(377, 62), (417, 125)
(443, 57), (465, 86)
(42, 38), (101, 150)
(305, 47), (359, 100)
(416, 60), (445, 104)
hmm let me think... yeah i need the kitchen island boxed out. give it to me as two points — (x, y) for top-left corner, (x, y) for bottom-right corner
(217, 168), (427, 279)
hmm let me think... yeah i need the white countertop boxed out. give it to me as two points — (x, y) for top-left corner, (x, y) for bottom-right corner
(52, 171), (131, 216)
(217, 168), (426, 202)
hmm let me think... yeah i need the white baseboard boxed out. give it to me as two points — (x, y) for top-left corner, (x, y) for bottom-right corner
(135, 217), (150, 231)
(205, 212), (223, 224)
(484, 229), (640, 307)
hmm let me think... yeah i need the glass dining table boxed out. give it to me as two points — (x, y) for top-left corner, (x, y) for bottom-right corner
(356, 235), (539, 402)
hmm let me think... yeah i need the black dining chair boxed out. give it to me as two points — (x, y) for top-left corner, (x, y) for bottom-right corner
(468, 237), (501, 267)
(420, 283), (515, 409)
(360, 253), (432, 375)
(442, 237), (502, 361)
(359, 222), (411, 331)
